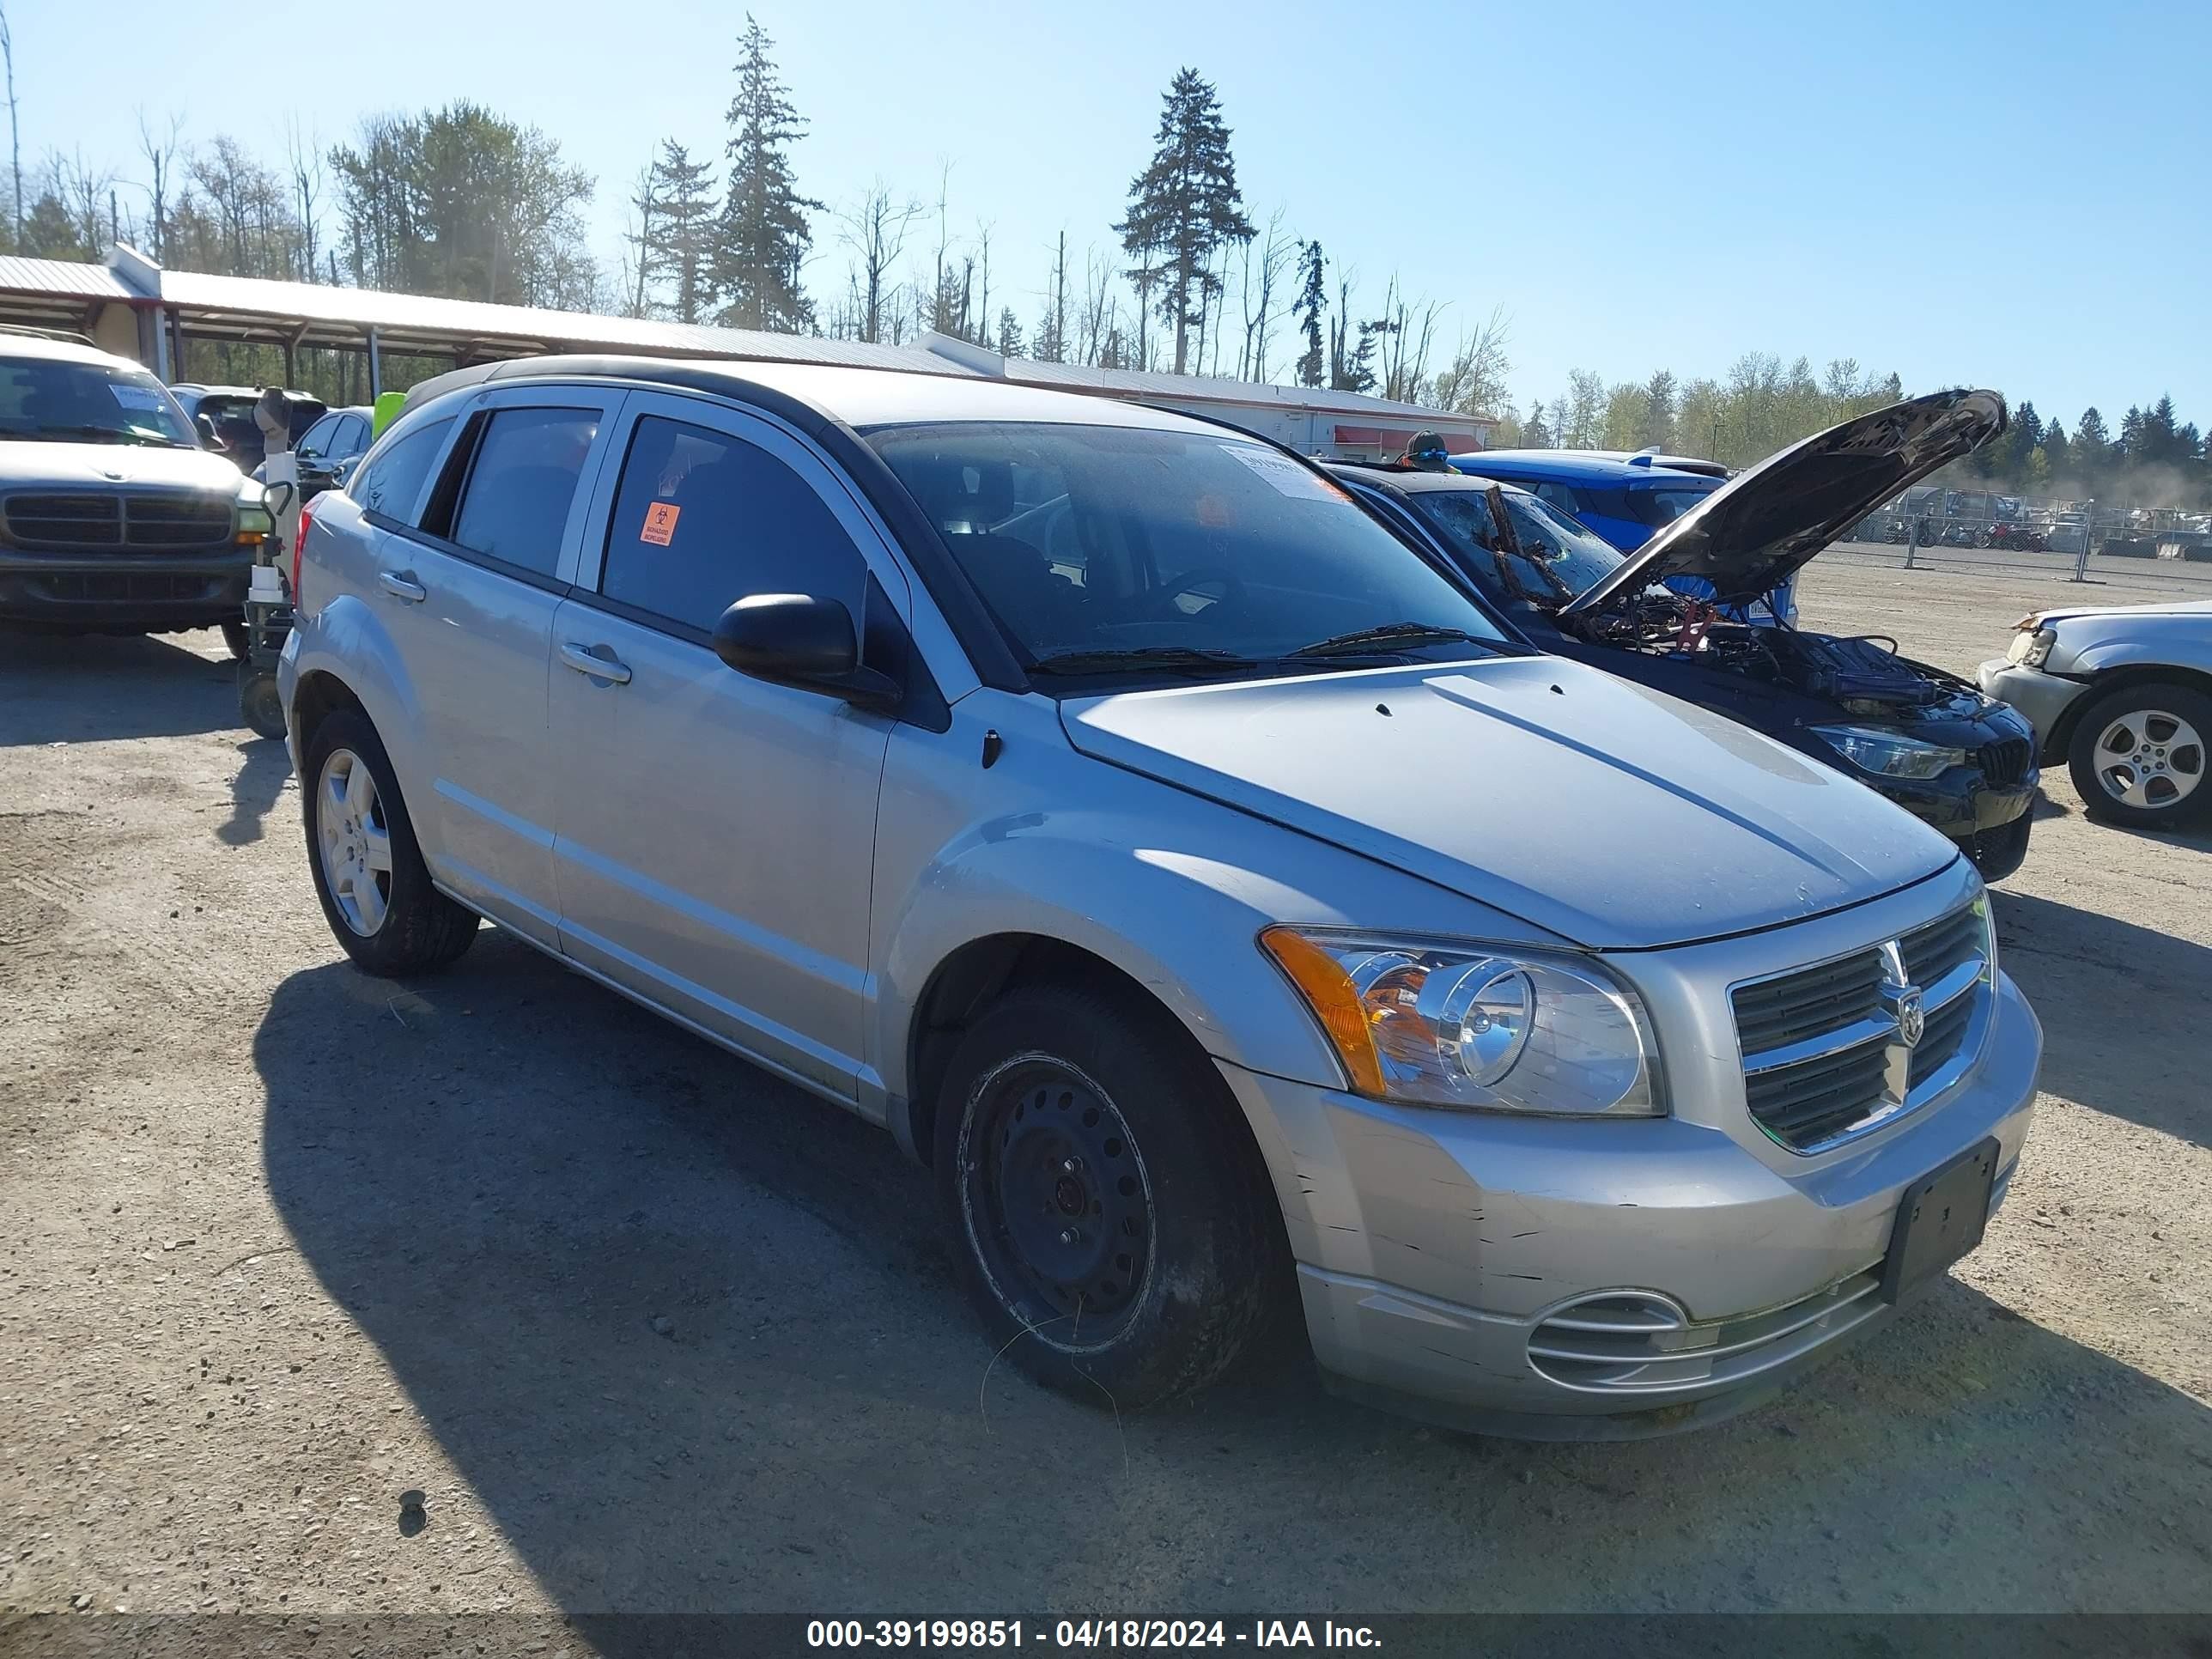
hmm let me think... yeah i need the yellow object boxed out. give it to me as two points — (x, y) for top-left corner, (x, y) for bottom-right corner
(371, 391), (407, 439)
(1258, 927), (1384, 1096)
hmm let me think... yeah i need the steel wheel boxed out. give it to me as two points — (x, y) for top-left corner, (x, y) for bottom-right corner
(962, 1053), (1154, 1349)
(2089, 708), (2204, 811)
(315, 746), (394, 936)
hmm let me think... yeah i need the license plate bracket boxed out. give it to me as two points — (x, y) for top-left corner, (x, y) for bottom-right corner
(1881, 1136), (2000, 1304)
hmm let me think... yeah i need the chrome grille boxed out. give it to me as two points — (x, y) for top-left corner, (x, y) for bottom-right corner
(1528, 1273), (1885, 1393)
(1731, 899), (1994, 1153)
(3, 489), (232, 551)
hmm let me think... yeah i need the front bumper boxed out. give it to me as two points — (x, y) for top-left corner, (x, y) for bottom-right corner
(1978, 659), (2090, 756)
(1219, 967), (2041, 1437)
(0, 547), (251, 631)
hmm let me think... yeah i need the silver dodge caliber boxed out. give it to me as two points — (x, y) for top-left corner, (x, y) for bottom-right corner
(280, 357), (2041, 1437)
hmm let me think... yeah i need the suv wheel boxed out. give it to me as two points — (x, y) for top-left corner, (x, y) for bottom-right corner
(302, 708), (478, 975)
(221, 619), (250, 660)
(934, 983), (1280, 1408)
(2067, 682), (2212, 827)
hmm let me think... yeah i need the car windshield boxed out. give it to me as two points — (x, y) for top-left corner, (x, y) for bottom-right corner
(0, 355), (197, 447)
(1408, 485), (1625, 606)
(866, 422), (1510, 680)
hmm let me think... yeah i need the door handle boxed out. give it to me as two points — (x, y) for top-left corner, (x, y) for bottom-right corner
(560, 641), (632, 684)
(377, 569), (427, 604)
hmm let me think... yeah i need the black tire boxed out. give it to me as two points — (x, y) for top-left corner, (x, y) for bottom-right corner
(933, 981), (1281, 1409)
(220, 618), (250, 659)
(2066, 682), (2212, 829)
(301, 707), (478, 975)
(237, 660), (287, 740)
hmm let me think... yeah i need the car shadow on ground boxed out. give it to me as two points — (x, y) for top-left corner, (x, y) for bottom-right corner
(1993, 889), (2212, 1149)
(255, 933), (2212, 1618)
(0, 629), (242, 744)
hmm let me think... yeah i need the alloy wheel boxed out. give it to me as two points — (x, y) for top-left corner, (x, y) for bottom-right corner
(316, 747), (394, 935)
(2092, 708), (2204, 811)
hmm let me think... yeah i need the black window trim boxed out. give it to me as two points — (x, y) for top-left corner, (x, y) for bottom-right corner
(365, 398), (605, 598)
(568, 404), (952, 731)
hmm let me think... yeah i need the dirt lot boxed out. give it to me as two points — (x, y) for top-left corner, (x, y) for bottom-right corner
(3, 552), (2209, 1626)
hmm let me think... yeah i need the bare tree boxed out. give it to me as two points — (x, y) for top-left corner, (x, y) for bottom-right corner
(136, 110), (184, 262)
(622, 157), (658, 316)
(971, 219), (993, 348)
(1427, 305), (1514, 417)
(0, 4), (18, 245)
(1237, 209), (1295, 382)
(285, 118), (324, 280)
(837, 180), (921, 345)
(1034, 229), (1069, 363)
(1371, 273), (1444, 404)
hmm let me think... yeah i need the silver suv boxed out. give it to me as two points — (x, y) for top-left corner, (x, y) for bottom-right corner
(280, 357), (2042, 1437)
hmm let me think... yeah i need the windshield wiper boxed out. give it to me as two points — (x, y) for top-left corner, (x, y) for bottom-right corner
(1290, 622), (1493, 659)
(1028, 645), (1264, 678)
(26, 423), (191, 449)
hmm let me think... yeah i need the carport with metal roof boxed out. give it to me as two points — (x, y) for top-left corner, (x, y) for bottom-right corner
(0, 246), (1492, 454)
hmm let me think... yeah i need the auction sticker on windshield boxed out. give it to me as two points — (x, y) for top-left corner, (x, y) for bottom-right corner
(1220, 442), (1350, 502)
(109, 384), (167, 410)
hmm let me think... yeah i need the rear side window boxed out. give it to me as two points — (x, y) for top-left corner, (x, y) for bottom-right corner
(1632, 485), (1717, 527)
(448, 407), (600, 579)
(597, 415), (867, 634)
(1532, 481), (1583, 517)
(350, 417), (453, 525)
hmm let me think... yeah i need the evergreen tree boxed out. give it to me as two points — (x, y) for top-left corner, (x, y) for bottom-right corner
(1291, 240), (1325, 389)
(1637, 369), (1677, 451)
(2040, 419), (2070, 482)
(645, 140), (719, 324)
(1522, 404), (1553, 449)
(18, 190), (87, 259)
(714, 16), (819, 333)
(2073, 408), (2112, 490)
(1114, 68), (1255, 375)
(995, 306), (1024, 358)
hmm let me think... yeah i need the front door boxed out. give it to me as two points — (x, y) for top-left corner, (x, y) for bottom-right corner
(368, 385), (625, 944)
(547, 393), (908, 1100)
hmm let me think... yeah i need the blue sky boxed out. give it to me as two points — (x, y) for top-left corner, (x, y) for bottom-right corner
(12, 0), (2207, 428)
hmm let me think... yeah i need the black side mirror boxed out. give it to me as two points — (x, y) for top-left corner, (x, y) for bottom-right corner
(711, 593), (899, 710)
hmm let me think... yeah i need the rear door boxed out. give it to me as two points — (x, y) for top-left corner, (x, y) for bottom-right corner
(546, 392), (908, 1099)
(368, 382), (626, 945)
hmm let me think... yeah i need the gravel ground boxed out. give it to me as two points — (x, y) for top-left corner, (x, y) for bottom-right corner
(2, 553), (2208, 1628)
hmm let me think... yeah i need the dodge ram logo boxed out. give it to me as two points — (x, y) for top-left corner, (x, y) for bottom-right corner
(1895, 988), (1926, 1048)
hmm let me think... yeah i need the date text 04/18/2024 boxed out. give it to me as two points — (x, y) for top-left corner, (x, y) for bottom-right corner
(805, 1620), (1382, 1649)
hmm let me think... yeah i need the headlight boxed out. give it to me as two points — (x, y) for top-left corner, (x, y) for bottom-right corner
(1809, 724), (1966, 780)
(234, 495), (274, 545)
(2007, 625), (2056, 668)
(1259, 927), (1663, 1115)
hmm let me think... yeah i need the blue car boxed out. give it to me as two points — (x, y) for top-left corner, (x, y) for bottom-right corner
(1449, 448), (1796, 622)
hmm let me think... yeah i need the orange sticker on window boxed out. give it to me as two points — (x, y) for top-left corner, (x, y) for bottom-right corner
(641, 501), (681, 545)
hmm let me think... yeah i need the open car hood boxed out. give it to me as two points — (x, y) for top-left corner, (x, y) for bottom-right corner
(1560, 389), (2007, 618)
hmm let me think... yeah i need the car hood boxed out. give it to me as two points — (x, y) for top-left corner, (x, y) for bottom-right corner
(1060, 656), (1957, 950)
(2034, 598), (2212, 627)
(1563, 389), (2008, 617)
(0, 440), (249, 493)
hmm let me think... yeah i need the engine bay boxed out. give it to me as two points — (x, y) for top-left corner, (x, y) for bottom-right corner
(1566, 592), (1973, 713)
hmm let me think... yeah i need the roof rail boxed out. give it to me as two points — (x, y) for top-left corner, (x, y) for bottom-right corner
(0, 321), (98, 347)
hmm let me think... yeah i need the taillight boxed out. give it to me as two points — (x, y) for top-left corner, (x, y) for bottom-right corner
(291, 495), (315, 609)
